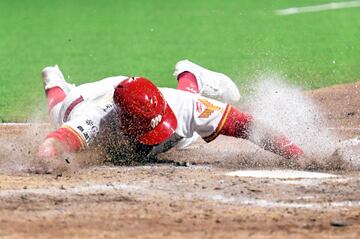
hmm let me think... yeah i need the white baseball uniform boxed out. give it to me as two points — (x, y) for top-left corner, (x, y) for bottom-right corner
(48, 76), (230, 156)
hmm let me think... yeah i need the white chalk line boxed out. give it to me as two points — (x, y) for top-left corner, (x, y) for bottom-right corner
(208, 190), (360, 209)
(225, 170), (338, 179)
(0, 123), (49, 126)
(327, 127), (360, 130)
(0, 183), (139, 197)
(280, 177), (350, 186)
(0, 123), (35, 126)
(1, 181), (360, 209)
(338, 137), (360, 147)
(212, 196), (360, 209)
(276, 1), (360, 16)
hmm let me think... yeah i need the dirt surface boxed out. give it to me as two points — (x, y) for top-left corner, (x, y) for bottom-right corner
(0, 82), (360, 238)
(308, 81), (360, 138)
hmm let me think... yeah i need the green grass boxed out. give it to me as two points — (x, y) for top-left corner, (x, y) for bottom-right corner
(0, 0), (359, 121)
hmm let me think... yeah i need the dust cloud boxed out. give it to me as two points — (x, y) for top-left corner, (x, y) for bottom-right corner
(247, 75), (336, 157)
(0, 123), (46, 173)
(245, 74), (360, 170)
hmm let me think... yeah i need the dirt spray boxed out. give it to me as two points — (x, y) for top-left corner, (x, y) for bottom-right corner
(247, 74), (338, 158)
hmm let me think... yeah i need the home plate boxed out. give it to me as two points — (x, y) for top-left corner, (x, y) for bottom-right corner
(225, 170), (338, 179)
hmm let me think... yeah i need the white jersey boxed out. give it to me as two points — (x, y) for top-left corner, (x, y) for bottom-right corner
(50, 76), (230, 154)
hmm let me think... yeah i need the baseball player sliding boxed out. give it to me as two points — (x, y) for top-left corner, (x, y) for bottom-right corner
(34, 60), (304, 173)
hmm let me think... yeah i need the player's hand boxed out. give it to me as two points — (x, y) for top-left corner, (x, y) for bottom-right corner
(29, 138), (67, 174)
(292, 155), (310, 169)
(290, 149), (350, 171)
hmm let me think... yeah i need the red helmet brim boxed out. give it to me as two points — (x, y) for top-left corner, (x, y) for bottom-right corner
(138, 104), (177, 145)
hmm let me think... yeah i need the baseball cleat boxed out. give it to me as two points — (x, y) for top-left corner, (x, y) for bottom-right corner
(174, 59), (241, 103)
(41, 65), (74, 93)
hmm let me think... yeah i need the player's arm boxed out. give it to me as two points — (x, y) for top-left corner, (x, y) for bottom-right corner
(192, 97), (304, 159)
(216, 106), (304, 159)
(33, 113), (102, 174)
(31, 125), (87, 174)
(40, 125), (86, 154)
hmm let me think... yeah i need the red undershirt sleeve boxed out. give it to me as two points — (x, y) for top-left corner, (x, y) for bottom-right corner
(46, 126), (86, 152)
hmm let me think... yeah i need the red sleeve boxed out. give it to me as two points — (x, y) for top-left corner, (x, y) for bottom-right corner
(46, 126), (85, 152)
(215, 106), (303, 158)
(203, 105), (253, 143)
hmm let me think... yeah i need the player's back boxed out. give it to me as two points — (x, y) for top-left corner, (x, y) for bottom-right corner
(56, 76), (128, 124)
(76, 76), (128, 102)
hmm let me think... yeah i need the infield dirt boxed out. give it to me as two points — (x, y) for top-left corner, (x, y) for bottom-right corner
(0, 81), (359, 238)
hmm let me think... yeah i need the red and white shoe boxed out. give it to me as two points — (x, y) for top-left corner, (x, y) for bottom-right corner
(174, 59), (241, 104)
(41, 65), (74, 93)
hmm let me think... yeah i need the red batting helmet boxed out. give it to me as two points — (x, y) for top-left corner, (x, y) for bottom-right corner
(113, 77), (177, 145)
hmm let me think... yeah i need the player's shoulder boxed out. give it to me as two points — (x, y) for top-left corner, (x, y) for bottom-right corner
(95, 75), (129, 88)
(159, 87), (195, 97)
(158, 88), (197, 108)
(100, 75), (128, 83)
(158, 87), (176, 94)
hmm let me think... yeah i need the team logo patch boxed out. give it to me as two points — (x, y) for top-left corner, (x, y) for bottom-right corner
(197, 99), (221, 118)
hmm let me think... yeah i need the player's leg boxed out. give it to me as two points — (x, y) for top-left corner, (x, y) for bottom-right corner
(174, 60), (241, 149)
(174, 59), (241, 104)
(41, 65), (75, 124)
(176, 71), (199, 94)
